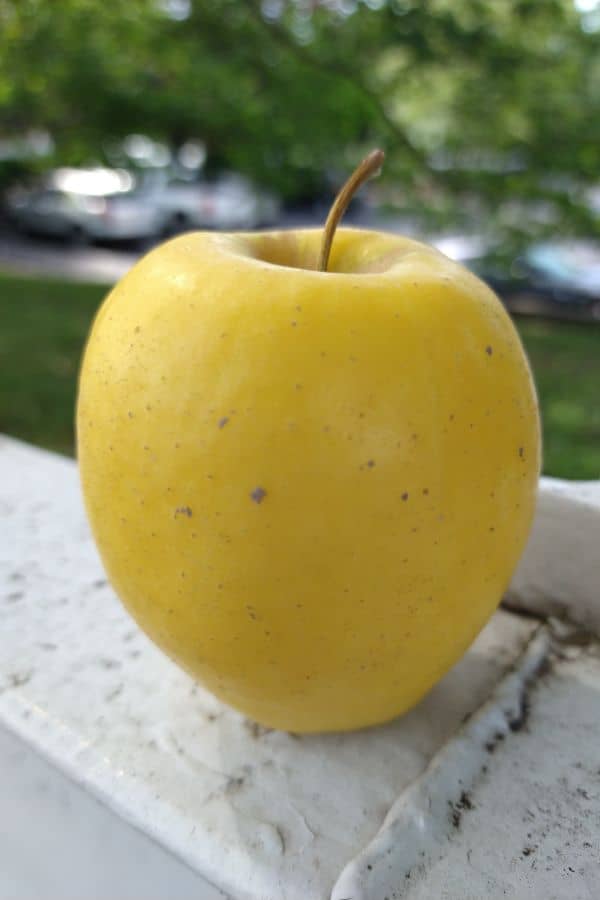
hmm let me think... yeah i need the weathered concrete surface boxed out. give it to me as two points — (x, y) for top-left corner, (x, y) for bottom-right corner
(395, 644), (600, 900)
(0, 722), (226, 899)
(506, 477), (600, 635)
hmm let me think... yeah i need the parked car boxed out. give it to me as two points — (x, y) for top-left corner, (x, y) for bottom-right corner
(142, 170), (280, 233)
(473, 239), (600, 320)
(6, 166), (281, 243)
(6, 167), (163, 243)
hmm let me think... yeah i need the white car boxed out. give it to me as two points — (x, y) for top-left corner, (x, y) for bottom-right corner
(7, 167), (163, 243)
(142, 170), (281, 233)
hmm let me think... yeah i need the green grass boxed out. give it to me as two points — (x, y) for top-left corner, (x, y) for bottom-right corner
(516, 318), (600, 479)
(0, 273), (108, 456)
(1, 271), (598, 478)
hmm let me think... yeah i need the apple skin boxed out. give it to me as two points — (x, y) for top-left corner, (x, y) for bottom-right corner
(77, 227), (540, 732)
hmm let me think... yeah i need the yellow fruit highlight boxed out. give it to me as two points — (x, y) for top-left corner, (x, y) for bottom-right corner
(77, 227), (540, 732)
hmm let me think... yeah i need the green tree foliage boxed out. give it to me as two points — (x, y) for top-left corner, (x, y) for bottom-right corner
(0, 0), (598, 230)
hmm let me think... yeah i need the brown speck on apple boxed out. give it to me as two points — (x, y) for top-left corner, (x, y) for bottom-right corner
(218, 416), (229, 428)
(402, 492), (409, 501)
(486, 345), (493, 355)
(518, 446), (524, 458)
(174, 506), (193, 518)
(251, 486), (267, 504)
(367, 459), (375, 468)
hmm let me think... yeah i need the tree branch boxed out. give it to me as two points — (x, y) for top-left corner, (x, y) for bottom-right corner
(243, 0), (428, 167)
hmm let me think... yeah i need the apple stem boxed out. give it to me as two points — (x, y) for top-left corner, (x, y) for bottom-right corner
(317, 148), (385, 273)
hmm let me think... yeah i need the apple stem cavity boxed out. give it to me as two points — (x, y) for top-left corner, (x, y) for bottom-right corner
(318, 148), (385, 273)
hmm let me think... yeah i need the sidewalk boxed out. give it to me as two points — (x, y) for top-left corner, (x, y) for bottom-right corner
(0, 230), (138, 283)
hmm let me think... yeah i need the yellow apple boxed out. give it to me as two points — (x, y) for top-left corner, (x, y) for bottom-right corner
(77, 178), (540, 733)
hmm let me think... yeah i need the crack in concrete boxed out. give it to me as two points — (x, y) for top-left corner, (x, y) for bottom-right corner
(331, 625), (552, 900)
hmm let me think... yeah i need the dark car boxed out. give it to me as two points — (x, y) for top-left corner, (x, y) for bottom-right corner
(472, 239), (600, 320)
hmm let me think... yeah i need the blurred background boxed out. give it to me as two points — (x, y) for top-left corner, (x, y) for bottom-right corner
(0, 0), (598, 478)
